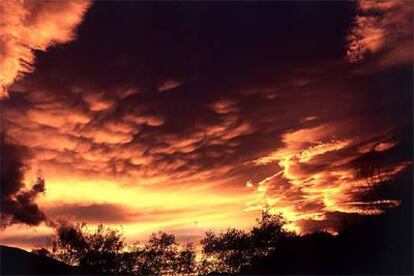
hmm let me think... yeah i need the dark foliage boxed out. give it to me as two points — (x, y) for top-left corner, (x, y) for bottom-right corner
(45, 222), (125, 274)
(37, 223), (196, 275)
(200, 211), (290, 274)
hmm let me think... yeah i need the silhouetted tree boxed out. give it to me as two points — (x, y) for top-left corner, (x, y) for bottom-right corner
(176, 242), (197, 275)
(200, 210), (289, 274)
(41, 224), (196, 275)
(250, 210), (288, 254)
(131, 232), (196, 275)
(48, 222), (125, 274)
(200, 228), (249, 273)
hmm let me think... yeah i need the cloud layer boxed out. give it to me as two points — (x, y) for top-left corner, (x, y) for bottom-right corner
(0, 1), (412, 245)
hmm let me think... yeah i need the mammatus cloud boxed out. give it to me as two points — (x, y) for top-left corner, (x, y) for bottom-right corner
(347, 0), (413, 66)
(0, 0), (91, 97)
(0, 134), (46, 228)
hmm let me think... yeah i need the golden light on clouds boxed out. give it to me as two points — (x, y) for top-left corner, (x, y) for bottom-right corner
(246, 123), (409, 233)
(0, 0), (91, 97)
(347, 0), (413, 67)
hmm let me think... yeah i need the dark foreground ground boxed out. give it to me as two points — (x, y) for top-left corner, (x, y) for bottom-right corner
(0, 245), (79, 275)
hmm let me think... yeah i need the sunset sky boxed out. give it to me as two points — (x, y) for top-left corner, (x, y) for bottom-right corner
(1, 0), (413, 249)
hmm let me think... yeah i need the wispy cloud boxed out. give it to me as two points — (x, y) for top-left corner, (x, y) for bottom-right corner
(347, 0), (413, 69)
(246, 122), (410, 233)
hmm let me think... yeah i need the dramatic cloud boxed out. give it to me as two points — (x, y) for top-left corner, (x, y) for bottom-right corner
(347, 0), (413, 68)
(0, 1), (412, 245)
(0, 0), (91, 97)
(246, 122), (410, 233)
(0, 135), (46, 228)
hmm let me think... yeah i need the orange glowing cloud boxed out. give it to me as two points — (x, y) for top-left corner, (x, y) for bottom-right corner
(0, 0), (91, 97)
(247, 123), (408, 233)
(347, 0), (413, 66)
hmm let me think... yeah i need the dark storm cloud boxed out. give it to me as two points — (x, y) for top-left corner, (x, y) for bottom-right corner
(0, 134), (46, 228)
(46, 203), (133, 224)
(297, 211), (368, 234)
(28, 2), (354, 90)
(6, 2), (357, 179)
(45, 203), (208, 225)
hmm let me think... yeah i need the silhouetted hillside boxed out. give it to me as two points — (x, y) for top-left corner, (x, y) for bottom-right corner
(0, 245), (79, 275)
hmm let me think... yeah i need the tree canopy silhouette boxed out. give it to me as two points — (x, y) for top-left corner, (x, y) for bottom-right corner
(200, 210), (290, 274)
(39, 222), (196, 275)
